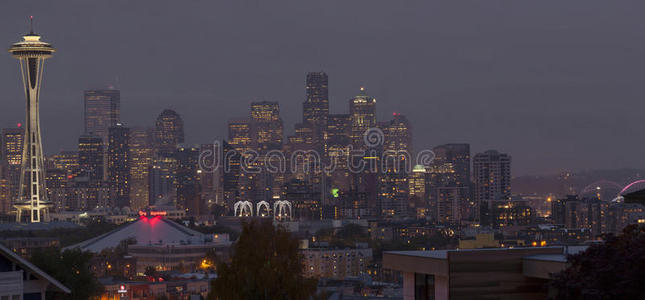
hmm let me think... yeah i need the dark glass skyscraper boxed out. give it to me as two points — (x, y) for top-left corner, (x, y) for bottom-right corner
(303, 72), (329, 126)
(176, 146), (201, 215)
(84, 89), (120, 143)
(78, 135), (104, 181)
(154, 109), (185, 157)
(107, 124), (130, 208)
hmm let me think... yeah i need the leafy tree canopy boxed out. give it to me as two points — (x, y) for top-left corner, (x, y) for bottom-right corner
(30, 247), (103, 300)
(550, 224), (645, 299)
(209, 219), (317, 300)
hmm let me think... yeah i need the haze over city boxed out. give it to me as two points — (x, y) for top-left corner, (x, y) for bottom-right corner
(1, 0), (644, 176)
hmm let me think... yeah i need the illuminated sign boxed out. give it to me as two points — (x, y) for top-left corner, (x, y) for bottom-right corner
(331, 188), (340, 198)
(118, 284), (127, 293)
(138, 210), (167, 217)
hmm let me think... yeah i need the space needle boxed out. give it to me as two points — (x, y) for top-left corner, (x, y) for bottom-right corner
(8, 17), (55, 223)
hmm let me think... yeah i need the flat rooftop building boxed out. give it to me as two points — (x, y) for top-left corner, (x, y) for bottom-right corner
(384, 246), (587, 300)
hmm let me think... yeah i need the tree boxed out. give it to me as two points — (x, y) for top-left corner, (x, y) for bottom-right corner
(209, 219), (318, 299)
(30, 248), (103, 300)
(550, 224), (645, 299)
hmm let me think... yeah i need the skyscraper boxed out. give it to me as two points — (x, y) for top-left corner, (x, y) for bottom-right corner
(129, 127), (153, 210)
(250, 101), (283, 151)
(473, 150), (512, 223)
(349, 87), (376, 148)
(381, 113), (412, 154)
(2, 127), (24, 203)
(303, 72), (329, 126)
(176, 146), (201, 215)
(9, 20), (55, 222)
(107, 124), (130, 208)
(432, 144), (471, 187)
(227, 118), (252, 154)
(2, 127), (24, 166)
(84, 89), (120, 143)
(78, 135), (104, 181)
(154, 109), (184, 157)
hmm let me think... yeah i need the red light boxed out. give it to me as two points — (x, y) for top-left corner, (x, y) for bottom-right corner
(17, 123), (21, 128)
(67, 175), (73, 179)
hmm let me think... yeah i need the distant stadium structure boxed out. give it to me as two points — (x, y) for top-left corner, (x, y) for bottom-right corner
(65, 209), (231, 273)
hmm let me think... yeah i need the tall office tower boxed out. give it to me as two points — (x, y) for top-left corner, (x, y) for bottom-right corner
(176, 146), (201, 215)
(149, 156), (177, 206)
(45, 169), (67, 211)
(250, 101), (283, 151)
(432, 144), (471, 187)
(78, 135), (104, 181)
(50, 151), (79, 177)
(381, 113), (412, 152)
(9, 21), (55, 222)
(199, 143), (218, 208)
(107, 124), (130, 208)
(129, 128), (153, 210)
(84, 89), (120, 142)
(2, 127), (24, 166)
(325, 114), (351, 141)
(154, 109), (184, 157)
(349, 87), (376, 148)
(2, 127), (25, 202)
(473, 150), (511, 223)
(221, 141), (241, 208)
(408, 165), (426, 199)
(227, 118), (252, 153)
(303, 72), (329, 126)
(303, 72), (329, 145)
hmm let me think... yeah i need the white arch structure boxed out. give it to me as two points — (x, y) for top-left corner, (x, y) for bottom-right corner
(257, 201), (270, 217)
(234, 200), (253, 217)
(273, 200), (292, 221)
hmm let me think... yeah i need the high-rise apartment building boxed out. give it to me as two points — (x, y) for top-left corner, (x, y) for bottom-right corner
(473, 150), (511, 222)
(432, 144), (471, 187)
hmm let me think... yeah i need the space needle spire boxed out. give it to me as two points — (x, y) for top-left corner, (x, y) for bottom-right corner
(8, 17), (55, 223)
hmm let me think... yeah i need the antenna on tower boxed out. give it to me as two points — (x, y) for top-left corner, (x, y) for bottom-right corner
(29, 16), (34, 34)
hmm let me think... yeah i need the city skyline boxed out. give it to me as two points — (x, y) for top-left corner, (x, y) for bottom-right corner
(1, 1), (645, 178)
(1, 3), (644, 299)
